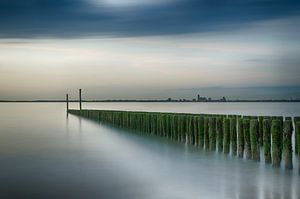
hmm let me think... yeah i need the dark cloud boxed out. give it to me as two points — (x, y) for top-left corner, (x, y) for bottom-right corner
(0, 0), (299, 38)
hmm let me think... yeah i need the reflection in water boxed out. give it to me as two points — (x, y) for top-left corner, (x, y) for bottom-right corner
(78, 116), (82, 134)
(0, 103), (299, 199)
(66, 113), (69, 137)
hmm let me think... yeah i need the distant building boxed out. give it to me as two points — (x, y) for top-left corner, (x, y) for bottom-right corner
(197, 95), (207, 102)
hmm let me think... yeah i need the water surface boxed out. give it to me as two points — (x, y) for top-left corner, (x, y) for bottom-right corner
(79, 102), (300, 116)
(0, 103), (299, 199)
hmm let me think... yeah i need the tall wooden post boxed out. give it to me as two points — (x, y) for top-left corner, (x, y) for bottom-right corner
(66, 94), (69, 112)
(283, 120), (293, 170)
(79, 89), (82, 110)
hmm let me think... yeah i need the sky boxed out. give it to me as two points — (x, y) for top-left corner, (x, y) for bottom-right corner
(0, 0), (300, 100)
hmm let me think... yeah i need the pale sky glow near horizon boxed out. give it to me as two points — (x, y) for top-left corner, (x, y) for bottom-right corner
(0, 0), (300, 100)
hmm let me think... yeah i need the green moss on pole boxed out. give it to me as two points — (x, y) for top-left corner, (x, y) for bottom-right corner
(180, 115), (186, 143)
(243, 119), (251, 160)
(294, 117), (300, 154)
(250, 119), (260, 161)
(237, 118), (244, 158)
(204, 117), (209, 150)
(216, 117), (223, 153)
(263, 119), (271, 164)
(230, 118), (237, 156)
(165, 114), (170, 138)
(190, 116), (195, 144)
(198, 116), (204, 149)
(209, 117), (216, 151)
(271, 120), (282, 167)
(185, 116), (190, 144)
(223, 118), (230, 154)
(171, 114), (175, 141)
(193, 116), (199, 146)
(176, 115), (182, 142)
(172, 114), (176, 140)
(283, 120), (293, 170)
(173, 115), (178, 142)
(258, 116), (264, 146)
(277, 116), (284, 161)
(296, 121), (300, 172)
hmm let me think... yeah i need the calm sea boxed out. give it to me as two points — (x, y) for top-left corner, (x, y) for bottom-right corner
(0, 102), (299, 199)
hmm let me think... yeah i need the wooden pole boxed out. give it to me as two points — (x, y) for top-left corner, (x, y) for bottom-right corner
(250, 119), (260, 161)
(209, 117), (216, 151)
(296, 121), (300, 172)
(230, 118), (237, 156)
(79, 88), (82, 110)
(204, 117), (209, 150)
(243, 119), (251, 160)
(237, 117), (244, 158)
(66, 94), (69, 113)
(271, 119), (281, 167)
(263, 119), (271, 164)
(283, 120), (293, 170)
(216, 117), (223, 153)
(295, 117), (300, 154)
(198, 116), (204, 149)
(223, 118), (230, 154)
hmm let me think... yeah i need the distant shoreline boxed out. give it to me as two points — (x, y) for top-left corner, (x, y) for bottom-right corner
(1, 100), (300, 103)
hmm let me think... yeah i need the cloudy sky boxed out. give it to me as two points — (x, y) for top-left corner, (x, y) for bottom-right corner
(0, 0), (300, 100)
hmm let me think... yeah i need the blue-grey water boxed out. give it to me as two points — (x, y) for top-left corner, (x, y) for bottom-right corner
(0, 102), (299, 199)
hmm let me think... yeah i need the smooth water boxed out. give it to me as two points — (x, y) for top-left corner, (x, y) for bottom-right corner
(76, 102), (300, 116)
(0, 102), (299, 199)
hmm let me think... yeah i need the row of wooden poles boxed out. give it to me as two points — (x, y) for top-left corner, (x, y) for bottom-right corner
(68, 109), (300, 171)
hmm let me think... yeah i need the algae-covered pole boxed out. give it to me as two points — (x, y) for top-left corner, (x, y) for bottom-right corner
(278, 117), (283, 162)
(79, 88), (82, 110)
(230, 118), (237, 156)
(250, 119), (260, 161)
(223, 118), (230, 154)
(193, 116), (198, 146)
(198, 116), (204, 149)
(263, 119), (271, 164)
(296, 121), (300, 172)
(216, 117), (223, 153)
(186, 116), (192, 144)
(295, 117), (300, 154)
(243, 119), (251, 160)
(209, 117), (216, 151)
(259, 116), (264, 146)
(174, 115), (179, 142)
(204, 117), (209, 150)
(237, 117), (244, 158)
(283, 120), (293, 170)
(271, 119), (281, 167)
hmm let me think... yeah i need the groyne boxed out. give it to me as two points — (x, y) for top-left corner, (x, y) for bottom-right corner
(68, 109), (300, 171)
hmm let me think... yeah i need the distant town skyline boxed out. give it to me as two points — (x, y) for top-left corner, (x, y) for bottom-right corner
(1, 86), (299, 101)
